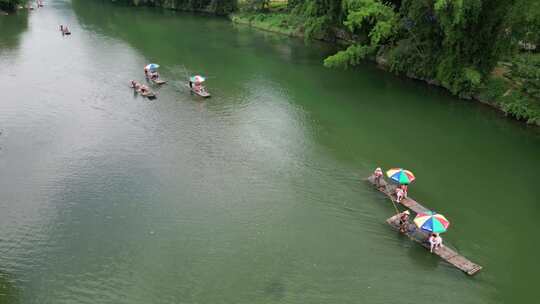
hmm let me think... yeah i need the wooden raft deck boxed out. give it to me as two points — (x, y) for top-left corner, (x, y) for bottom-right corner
(367, 175), (429, 214)
(386, 214), (482, 275)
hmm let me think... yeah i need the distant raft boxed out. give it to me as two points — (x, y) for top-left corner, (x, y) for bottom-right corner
(144, 64), (166, 85)
(188, 75), (211, 98)
(130, 81), (156, 100)
(190, 85), (211, 98)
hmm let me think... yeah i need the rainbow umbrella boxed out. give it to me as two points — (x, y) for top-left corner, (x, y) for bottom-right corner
(145, 63), (160, 71)
(386, 168), (415, 184)
(190, 75), (206, 83)
(414, 211), (450, 233)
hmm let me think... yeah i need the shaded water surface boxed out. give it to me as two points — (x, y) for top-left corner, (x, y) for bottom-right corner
(1, 1), (539, 303)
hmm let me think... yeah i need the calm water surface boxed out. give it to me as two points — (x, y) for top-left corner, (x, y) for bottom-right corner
(1, 1), (539, 303)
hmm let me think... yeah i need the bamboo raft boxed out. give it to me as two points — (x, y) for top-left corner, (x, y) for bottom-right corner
(149, 78), (167, 85)
(191, 88), (211, 98)
(130, 83), (156, 99)
(367, 174), (483, 275)
(387, 214), (482, 275)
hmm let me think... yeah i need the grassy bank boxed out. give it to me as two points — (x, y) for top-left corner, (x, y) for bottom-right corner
(230, 12), (298, 37)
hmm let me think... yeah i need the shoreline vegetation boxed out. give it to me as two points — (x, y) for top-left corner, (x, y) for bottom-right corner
(96, 1), (540, 126)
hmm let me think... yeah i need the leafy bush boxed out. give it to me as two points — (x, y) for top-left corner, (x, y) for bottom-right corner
(510, 53), (540, 100)
(496, 91), (540, 123)
(322, 0), (398, 68)
(324, 44), (375, 68)
(478, 77), (508, 102)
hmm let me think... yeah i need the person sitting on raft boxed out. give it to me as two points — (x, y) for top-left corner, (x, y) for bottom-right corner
(398, 210), (410, 233)
(428, 233), (443, 253)
(395, 187), (405, 203)
(373, 167), (383, 186)
(193, 82), (203, 93)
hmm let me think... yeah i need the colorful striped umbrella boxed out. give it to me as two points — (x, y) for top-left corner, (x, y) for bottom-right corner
(190, 75), (206, 83)
(145, 63), (160, 71)
(414, 211), (450, 233)
(386, 168), (416, 184)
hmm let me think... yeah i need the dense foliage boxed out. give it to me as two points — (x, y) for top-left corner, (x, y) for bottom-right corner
(509, 0), (540, 50)
(240, 1), (532, 95)
(0, 0), (23, 11)
(511, 54), (540, 100)
(324, 0), (398, 68)
(310, 0), (514, 96)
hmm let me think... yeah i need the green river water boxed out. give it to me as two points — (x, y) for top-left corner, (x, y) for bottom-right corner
(1, 1), (539, 303)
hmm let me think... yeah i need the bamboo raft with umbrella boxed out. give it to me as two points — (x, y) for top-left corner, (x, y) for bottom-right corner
(386, 213), (482, 275)
(367, 168), (482, 276)
(144, 63), (167, 85)
(188, 75), (211, 98)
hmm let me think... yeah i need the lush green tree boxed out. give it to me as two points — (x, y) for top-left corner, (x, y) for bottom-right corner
(291, 0), (343, 40)
(324, 0), (398, 68)
(430, 0), (512, 94)
(387, 0), (443, 79)
(508, 0), (540, 50)
(511, 54), (540, 99)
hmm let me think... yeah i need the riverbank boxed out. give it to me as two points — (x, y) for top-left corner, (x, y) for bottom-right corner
(231, 11), (540, 126)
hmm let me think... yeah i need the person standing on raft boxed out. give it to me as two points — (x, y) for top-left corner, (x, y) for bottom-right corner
(428, 233), (443, 253)
(401, 184), (408, 198)
(395, 187), (405, 203)
(373, 167), (383, 187)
